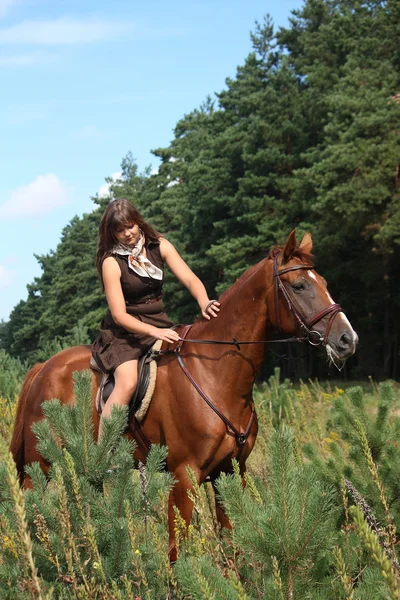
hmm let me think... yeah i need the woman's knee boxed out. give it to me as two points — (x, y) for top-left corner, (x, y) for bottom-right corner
(113, 362), (138, 401)
(113, 379), (136, 401)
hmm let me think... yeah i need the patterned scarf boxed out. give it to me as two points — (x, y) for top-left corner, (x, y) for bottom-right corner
(112, 230), (163, 280)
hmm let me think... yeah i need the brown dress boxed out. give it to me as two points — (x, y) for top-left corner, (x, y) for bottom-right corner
(92, 238), (173, 373)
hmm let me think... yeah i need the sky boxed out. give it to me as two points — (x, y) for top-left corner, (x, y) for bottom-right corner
(0, 0), (304, 322)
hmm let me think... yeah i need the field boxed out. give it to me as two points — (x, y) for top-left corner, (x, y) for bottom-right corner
(1, 369), (400, 599)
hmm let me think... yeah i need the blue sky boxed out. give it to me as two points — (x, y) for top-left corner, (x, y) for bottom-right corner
(0, 0), (304, 322)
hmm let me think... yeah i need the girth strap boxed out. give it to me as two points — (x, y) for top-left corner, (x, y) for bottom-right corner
(129, 416), (151, 455)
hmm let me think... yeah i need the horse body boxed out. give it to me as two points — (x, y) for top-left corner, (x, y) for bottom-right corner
(10, 232), (358, 561)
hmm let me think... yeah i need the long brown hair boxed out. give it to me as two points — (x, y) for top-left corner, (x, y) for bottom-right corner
(96, 198), (161, 289)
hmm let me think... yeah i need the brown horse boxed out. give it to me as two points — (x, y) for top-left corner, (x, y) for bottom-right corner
(10, 231), (357, 561)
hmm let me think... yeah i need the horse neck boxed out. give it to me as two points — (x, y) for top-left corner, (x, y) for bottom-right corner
(192, 258), (272, 353)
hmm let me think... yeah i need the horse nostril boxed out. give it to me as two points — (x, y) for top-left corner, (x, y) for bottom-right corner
(339, 332), (351, 348)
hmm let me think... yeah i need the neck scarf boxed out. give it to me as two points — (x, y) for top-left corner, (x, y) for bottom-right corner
(112, 230), (163, 280)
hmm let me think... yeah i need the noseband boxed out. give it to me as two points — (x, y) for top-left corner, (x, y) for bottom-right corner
(273, 252), (343, 346)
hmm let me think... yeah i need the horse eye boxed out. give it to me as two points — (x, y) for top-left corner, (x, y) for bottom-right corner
(292, 282), (305, 292)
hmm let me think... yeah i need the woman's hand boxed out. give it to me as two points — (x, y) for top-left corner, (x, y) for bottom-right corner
(200, 299), (220, 320)
(148, 326), (181, 343)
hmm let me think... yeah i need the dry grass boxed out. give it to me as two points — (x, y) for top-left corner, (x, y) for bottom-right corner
(0, 396), (16, 446)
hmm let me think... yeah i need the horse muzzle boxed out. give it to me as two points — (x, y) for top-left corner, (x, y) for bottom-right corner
(326, 328), (358, 360)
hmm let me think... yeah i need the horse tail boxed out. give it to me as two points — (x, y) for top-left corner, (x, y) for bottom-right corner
(9, 362), (45, 484)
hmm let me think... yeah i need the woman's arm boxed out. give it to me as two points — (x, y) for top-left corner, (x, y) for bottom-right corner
(102, 256), (180, 342)
(159, 238), (220, 320)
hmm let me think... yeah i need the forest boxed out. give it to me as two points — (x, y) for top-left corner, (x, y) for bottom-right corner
(1, 0), (400, 381)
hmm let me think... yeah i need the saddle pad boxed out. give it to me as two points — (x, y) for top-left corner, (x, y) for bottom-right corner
(90, 339), (162, 422)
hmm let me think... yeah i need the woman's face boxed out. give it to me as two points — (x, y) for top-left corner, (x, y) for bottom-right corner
(114, 221), (140, 245)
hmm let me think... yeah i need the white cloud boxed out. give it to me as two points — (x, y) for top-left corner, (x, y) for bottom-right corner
(0, 174), (71, 218)
(0, 53), (38, 66)
(0, 17), (132, 45)
(0, 52), (57, 67)
(0, 265), (14, 288)
(98, 172), (122, 199)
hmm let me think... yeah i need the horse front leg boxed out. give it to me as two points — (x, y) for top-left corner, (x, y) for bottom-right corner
(212, 463), (247, 532)
(167, 466), (199, 563)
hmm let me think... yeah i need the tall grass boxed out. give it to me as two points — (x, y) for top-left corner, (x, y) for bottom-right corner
(0, 368), (399, 598)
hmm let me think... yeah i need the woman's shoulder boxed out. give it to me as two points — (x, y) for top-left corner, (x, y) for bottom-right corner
(146, 235), (162, 247)
(158, 237), (173, 249)
(103, 254), (120, 264)
(102, 255), (121, 274)
(158, 237), (175, 259)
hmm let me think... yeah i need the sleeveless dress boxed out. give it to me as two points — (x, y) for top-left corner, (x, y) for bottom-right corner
(92, 238), (173, 373)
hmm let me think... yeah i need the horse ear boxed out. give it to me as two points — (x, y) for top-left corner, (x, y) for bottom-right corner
(299, 232), (313, 254)
(282, 230), (297, 263)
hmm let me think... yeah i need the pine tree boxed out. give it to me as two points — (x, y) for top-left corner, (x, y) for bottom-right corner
(213, 427), (338, 598)
(0, 370), (175, 597)
(278, 0), (400, 378)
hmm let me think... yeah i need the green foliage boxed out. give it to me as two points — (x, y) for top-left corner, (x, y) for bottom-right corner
(1, 0), (399, 380)
(0, 349), (27, 400)
(215, 429), (338, 598)
(278, 0), (400, 379)
(350, 506), (400, 599)
(1, 374), (400, 596)
(175, 555), (248, 599)
(0, 370), (175, 597)
(247, 377), (400, 597)
(303, 382), (400, 521)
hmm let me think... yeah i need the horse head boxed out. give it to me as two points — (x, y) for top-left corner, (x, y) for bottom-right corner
(269, 230), (358, 366)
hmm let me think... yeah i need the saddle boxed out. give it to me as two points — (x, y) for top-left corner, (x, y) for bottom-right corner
(89, 339), (163, 422)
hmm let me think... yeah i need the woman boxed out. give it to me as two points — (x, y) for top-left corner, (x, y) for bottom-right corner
(92, 198), (220, 437)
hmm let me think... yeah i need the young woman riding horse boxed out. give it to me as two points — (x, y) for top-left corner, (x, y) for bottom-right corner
(10, 213), (358, 562)
(91, 199), (220, 439)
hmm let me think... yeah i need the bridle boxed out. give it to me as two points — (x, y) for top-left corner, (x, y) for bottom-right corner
(272, 251), (343, 347)
(136, 251), (344, 452)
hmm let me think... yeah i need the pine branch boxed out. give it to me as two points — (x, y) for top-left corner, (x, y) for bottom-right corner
(345, 479), (400, 574)
(350, 505), (400, 599)
(0, 439), (44, 599)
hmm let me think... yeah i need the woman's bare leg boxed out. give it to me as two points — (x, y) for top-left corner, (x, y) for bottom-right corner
(98, 359), (138, 441)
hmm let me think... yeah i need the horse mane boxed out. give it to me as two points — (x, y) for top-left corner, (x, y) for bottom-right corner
(268, 245), (315, 265)
(218, 258), (269, 305)
(188, 258), (267, 330)
(219, 243), (315, 301)
(191, 243), (314, 327)
(217, 245), (314, 305)
(188, 259), (268, 328)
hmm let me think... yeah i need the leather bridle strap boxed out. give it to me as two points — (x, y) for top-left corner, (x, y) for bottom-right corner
(273, 253), (343, 345)
(307, 303), (343, 343)
(273, 254), (315, 334)
(174, 325), (255, 447)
